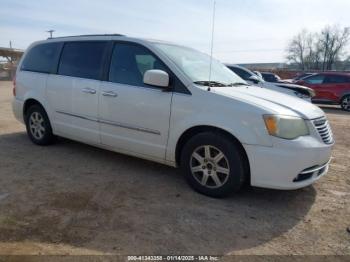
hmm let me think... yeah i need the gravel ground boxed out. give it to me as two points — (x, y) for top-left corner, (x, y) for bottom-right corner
(0, 81), (349, 255)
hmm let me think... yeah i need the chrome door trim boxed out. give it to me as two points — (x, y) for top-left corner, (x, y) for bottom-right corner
(56, 111), (161, 135)
(56, 111), (98, 122)
(99, 118), (161, 135)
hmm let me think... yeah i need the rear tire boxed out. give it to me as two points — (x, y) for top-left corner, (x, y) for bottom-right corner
(341, 95), (350, 111)
(180, 132), (247, 198)
(25, 104), (55, 145)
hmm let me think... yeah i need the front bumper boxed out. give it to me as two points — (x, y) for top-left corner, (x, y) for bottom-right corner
(244, 135), (333, 190)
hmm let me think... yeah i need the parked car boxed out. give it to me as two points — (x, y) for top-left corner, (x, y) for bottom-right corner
(13, 35), (333, 197)
(226, 64), (314, 101)
(260, 72), (282, 83)
(295, 72), (350, 111)
(253, 71), (263, 79)
(291, 73), (315, 83)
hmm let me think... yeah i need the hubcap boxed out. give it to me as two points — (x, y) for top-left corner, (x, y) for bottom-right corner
(190, 145), (230, 189)
(342, 97), (350, 111)
(29, 112), (45, 140)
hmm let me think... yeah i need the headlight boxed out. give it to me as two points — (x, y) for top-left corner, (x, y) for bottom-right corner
(263, 115), (309, 140)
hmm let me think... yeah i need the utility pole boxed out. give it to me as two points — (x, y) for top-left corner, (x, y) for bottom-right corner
(46, 30), (55, 38)
(9, 40), (12, 49)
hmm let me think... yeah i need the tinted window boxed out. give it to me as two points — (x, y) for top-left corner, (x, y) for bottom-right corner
(262, 73), (277, 82)
(324, 75), (350, 84)
(109, 43), (167, 87)
(58, 42), (107, 80)
(228, 67), (252, 80)
(294, 73), (313, 80)
(21, 43), (61, 73)
(304, 74), (325, 84)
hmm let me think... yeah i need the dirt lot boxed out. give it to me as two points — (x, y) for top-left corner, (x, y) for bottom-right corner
(0, 80), (349, 256)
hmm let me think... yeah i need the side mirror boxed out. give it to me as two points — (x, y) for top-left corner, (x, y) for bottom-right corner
(143, 70), (169, 88)
(248, 75), (261, 84)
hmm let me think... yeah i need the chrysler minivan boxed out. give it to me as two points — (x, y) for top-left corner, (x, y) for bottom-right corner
(13, 34), (334, 197)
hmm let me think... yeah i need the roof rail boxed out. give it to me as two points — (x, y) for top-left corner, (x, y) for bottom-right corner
(47, 34), (125, 40)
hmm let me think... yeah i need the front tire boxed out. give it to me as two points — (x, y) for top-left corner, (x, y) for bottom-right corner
(341, 95), (350, 111)
(25, 104), (55, 145)
(180, 132), (247, 198)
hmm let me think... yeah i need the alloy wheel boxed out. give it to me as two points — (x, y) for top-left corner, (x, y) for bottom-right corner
(29, 112), (46, 140)
(342, 96), (350, 111)
(190, 145), (230, 189)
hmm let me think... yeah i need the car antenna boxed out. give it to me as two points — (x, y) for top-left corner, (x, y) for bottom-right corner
(207, 0), (216, 92)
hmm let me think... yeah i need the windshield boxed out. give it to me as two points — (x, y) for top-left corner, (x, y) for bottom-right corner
(154, 43), (246, 86)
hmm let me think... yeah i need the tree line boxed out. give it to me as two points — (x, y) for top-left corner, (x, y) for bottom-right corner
(286, 25), (350, 71)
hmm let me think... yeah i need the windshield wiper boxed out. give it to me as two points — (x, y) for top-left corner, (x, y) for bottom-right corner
(193, 81), (229, 87)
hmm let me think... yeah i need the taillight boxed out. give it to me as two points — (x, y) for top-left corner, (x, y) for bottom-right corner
(13, 75), (16, 97)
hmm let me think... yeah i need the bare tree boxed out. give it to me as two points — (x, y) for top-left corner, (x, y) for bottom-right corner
(319, 25), (350, 70)
(286, 30), (309, 70)
(286, 25), (350, 71)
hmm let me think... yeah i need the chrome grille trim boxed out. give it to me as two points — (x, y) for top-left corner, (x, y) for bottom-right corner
(313, 117), (334, 144)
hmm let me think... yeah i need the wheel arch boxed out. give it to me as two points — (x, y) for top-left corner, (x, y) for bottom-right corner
(340, 93), (350, 101)
(175, 125), (251, 183)
(23, 98), (45, 120)
(340, 93), (350, 110)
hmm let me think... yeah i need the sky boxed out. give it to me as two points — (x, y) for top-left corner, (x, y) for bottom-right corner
(0, 0), (349, 63)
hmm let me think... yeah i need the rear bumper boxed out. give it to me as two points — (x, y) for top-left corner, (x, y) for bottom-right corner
(244, 136), (333, 190)
(12, 98), (24, 124)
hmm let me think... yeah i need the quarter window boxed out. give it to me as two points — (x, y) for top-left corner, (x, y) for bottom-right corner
(109, 43), (168, 87)
(324, 75), (350, 84)
(58, 42), (107, 80)
(21, 43), (61, 73)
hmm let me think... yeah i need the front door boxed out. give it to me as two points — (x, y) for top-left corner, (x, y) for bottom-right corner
(301, 74), (326, 101)
(99, 42), (173, 160)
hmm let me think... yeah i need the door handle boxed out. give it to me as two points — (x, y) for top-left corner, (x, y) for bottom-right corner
(82, 88), (97, 94)
(102, 91), (118, 97)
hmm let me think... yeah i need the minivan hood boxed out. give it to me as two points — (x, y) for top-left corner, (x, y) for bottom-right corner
(211, 85), (324, 120)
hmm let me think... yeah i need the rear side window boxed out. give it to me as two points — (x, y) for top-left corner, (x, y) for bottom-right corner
(324, 75), (350, 84)
(21, 43), (61, 73)
(58, 42), (107, 80)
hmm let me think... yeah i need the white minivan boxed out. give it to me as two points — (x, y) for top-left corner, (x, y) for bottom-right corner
(13, 34), (334, 197)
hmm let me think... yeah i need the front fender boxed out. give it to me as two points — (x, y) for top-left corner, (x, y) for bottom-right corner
(166, 93), (273, 163)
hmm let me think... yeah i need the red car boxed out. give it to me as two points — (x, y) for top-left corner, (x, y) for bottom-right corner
(295, 72), (350, 111)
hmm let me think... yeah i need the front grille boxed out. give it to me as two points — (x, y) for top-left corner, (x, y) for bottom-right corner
(313, 118), (334, 144)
